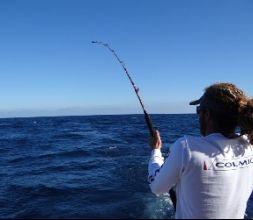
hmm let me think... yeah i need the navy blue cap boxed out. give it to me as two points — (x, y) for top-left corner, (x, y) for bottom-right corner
(189, 95), (204, 105)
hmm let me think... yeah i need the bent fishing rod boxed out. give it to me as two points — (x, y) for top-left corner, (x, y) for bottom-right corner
(92, 41), (177, 210)
(92, 41), (156, 137)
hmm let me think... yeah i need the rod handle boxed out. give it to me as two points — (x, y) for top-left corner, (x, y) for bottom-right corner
(144, 110), (156, 137)
(169, 189), (177, 210)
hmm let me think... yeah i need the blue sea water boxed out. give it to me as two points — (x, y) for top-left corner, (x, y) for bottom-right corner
(0, 114), (253, 219)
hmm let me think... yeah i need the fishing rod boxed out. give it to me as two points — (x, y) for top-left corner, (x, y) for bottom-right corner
(92, 41), (177, 210)
(91, 41), (156, 137)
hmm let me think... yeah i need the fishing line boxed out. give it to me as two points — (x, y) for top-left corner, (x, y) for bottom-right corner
(92, 41), (156, 137)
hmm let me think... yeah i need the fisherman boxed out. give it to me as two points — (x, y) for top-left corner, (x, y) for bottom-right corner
(148, 82), (253, 219)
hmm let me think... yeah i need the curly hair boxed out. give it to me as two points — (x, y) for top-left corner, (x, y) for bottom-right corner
(203, 83), (253, 144)
(238, 98), (253, 144)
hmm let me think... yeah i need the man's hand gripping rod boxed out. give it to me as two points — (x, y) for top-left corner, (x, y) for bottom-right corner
(92, 41), (156, 137)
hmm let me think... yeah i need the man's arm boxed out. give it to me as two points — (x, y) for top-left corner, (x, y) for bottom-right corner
(148, 131), (189, 195)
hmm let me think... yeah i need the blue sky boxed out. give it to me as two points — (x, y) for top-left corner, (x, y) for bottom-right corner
(0, 0), (252, 117)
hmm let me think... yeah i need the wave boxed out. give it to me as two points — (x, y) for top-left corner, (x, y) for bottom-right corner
(7, 149), (91, 164)
(51, 133), (84, 140)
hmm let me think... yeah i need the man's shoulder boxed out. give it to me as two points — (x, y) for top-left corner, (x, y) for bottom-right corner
(172, 135), (202, 147)
(171, 135), (202, 151)
(182, 134), (204, 145)
(174, 135), (210, 152)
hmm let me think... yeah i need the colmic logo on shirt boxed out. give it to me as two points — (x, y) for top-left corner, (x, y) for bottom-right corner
(210, 155), (253, 171)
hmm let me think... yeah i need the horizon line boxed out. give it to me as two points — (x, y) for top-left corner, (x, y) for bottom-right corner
(0, 112), (196, 120)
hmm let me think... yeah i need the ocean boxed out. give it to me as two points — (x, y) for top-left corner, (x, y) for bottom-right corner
(0, 114), (252, 219)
